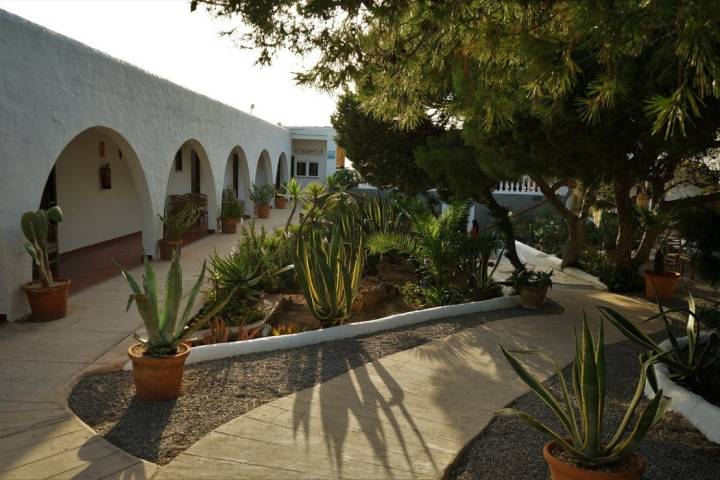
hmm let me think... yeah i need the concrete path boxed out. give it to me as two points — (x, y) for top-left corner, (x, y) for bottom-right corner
(0, 209), (292, 480)
(155, 287), (662, 480)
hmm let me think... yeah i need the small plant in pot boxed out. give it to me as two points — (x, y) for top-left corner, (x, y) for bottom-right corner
(158, 203), (199, 260)
(498, 319), (670, 480)
(511, 267), (553, 309)
(116, 255), (230, 400)
(275, 182), (289, 209)
(643, 235), (680, 302)
(21, 206), (71, 321)
(249, 183), (275, 218)
(219, 187), (244, 234)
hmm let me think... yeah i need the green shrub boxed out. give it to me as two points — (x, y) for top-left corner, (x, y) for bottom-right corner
(597, 262), (643, 293)
(514, 213), (568, 257)
(236, 221), (295, 292)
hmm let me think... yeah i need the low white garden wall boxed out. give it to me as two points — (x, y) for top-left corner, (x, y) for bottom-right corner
(644, 335), (720, 444)
(123, 295), (521, 370)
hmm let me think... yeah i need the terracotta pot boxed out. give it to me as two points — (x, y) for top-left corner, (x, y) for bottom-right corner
(643, 271), (680, 302)
(275, 196), (288, 209)
(520, 285), (549, 309)
(543, 442), (645, 480)
(256, 203), (271, 218)
(22, 278), (71, 321)
(221, 217), (238, 234)
(159, 239), (182, 261)
(127, 342), (190, 400)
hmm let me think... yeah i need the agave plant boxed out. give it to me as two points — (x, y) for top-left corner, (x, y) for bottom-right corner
(116, 255), (232, 357)
(294, 224), (364, 326)
(497, 318), (670, 467)
(599, 291), (718, 390)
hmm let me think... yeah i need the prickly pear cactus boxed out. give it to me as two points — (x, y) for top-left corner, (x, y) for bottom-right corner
(21, 206), (62, 287)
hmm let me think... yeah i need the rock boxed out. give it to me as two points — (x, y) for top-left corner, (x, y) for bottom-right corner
(363, 286), (385, 309)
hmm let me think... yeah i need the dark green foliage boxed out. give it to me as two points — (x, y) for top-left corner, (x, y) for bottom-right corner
(676, 206), (720, 285)
(331, 92), (437, 194)
(597, 263), (644, 293)
(326, 169), (361, 191)
(220, 187), (244, 219)
(514, 214), (568, 258)
(205, 250), (263, 327)
(510, 268), (553, 293)
(235, 221), (295, 293)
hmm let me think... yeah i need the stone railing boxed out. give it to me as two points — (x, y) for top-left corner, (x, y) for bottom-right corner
(494, 176), (541, 194)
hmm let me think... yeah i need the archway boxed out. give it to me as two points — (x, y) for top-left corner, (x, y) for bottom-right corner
(255, 150), (273, 186)
(39, 126), (153, 292)
(275, 152), (289, 189)
(224, 146), (251, 215)
(165, 139), (218, 241)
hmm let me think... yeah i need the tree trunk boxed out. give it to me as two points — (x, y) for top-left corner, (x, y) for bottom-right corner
(483, 192), (524, 270)
(613, 179), (635, 274)
(562, 216), (585, 269)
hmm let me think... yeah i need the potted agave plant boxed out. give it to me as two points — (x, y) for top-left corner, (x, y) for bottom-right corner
(158, 203), (199, 260)
(116, 255), (230, 400)
(219, 187), (244, 234)
(21, 206), (71, 321)
(249, 183), (275, 219)
(498, 319), (670, 480)
(511, 267), (553, 309)
(275, 182), (289, 209)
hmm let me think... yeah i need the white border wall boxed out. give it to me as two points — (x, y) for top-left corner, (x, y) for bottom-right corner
(0, 10), (292, 320)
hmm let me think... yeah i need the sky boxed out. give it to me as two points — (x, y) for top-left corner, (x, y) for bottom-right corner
(0, 0), (338, 127)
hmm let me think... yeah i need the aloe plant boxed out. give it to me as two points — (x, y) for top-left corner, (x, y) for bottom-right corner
(116, 255), (232, 357)
(497, 318), (670, 467)
(294, 225), (364, 326)
(22, 206), (63, 288)
(599, 291), (718, 389)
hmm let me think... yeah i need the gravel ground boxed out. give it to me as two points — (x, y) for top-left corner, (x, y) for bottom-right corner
(69, 301), (563, 465)
(447, 331), (720, 480)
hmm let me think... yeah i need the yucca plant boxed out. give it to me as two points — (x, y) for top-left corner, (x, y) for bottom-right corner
(294, 225), (364, 326)
(497, 318), (670, 467)
(283, 177), (306, 233)
(116, 255), (232, 357)
(599, 291), (718, 391)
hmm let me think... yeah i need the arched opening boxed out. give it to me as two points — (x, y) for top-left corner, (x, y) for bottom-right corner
(39, 126), (153, 292)
(165, 139), (218, 243)
(224, 146), (251, 215)
(275, 152), (289, 189)
(255, 150), (273, 187)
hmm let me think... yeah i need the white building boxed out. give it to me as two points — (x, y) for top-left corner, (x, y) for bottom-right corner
(288, 126), (343, 187)
(0, 10), (336, 321)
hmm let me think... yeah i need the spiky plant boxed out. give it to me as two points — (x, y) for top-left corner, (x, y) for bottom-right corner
(497, 318), (670, 467)
(22, 206), (63, 287)
(294, 224), (364, 326)
(599, 291), (718, 391)
(283, 177), (306, 233)
(116, 255), (232, 357)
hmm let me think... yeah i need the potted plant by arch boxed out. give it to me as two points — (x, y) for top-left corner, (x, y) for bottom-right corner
(275, 182), (289, 209)
(21, 206), (71, 321)
(219, 187), (244, 234)
(643, 235), (680, 302)
(498, 319), (670, 480)
(117, 255), (230, 400)
(158, 203), (199, 260)
(250, 183), (275, 219)
(511, 267), (553, 309)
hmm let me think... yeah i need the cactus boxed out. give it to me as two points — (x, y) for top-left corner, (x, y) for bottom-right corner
(22, 206), (63, 288)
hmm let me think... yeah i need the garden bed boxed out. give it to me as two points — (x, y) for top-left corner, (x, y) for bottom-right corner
(68, 300), (562, 465)
(447, 332), (720, 480)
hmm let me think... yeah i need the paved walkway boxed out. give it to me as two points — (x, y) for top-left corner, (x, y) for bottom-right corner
(154, 288), (662, 479)
(0, 209), (292, 480)
(0, 209), (664, 480)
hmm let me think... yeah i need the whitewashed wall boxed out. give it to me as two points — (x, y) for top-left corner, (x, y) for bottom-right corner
(0, 10), (292, 320)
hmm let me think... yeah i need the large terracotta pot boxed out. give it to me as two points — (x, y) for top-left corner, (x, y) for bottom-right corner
(22, 278), (71, 321)
(275, 196), (288, 209)
(256, 203), (271, 218)
(543, 442), (645, 480)
(520, 285), (549, 310)
(159, 239), (182, 261)
(127, 342), (190, 400)
(643, 271), (680, 302)
(221, 217), (238, 234)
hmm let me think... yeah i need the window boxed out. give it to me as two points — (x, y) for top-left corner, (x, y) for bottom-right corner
(174, 150), (183, 171)
(296, 162), (307, 176)
(308, 162), (319, 177)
